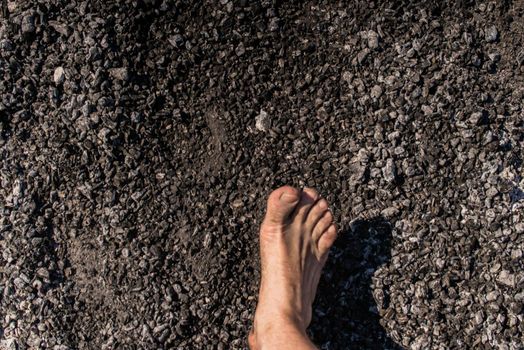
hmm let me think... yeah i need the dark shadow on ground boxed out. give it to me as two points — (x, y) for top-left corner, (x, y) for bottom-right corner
(309, 217), (404, 350)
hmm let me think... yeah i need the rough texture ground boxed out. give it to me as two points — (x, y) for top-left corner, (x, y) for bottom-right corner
(1, 0), (523, 349)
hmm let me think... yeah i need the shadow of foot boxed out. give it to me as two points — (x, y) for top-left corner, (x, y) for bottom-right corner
(309, 217), (404, 350)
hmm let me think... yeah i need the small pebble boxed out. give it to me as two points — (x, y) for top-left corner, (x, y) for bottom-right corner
(54, 67), (65, 85)
(367, 30), (379, 49)
(109, 67), (129, 81)
(21, 13), (36, 34)
(485, 25), (499, 42)
(255, 110), (270, 132)
(235, 43), (246, 56)
(497, 270), (516, 288)
(382, 158), (397, 183)
(168, 34), (184, 48)
(371, 85), (383, 99)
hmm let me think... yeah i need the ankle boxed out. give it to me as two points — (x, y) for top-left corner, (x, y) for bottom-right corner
(257, 316), (305, 334)
(253, 314), (307, 343)
(255, 306), (307, 331)
(251, 316), (316, 350)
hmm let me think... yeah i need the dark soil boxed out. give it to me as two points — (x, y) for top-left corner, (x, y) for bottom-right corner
(1, 0), (523, 349)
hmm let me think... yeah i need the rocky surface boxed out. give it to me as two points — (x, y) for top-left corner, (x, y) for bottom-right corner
(0, 0), (523, 349)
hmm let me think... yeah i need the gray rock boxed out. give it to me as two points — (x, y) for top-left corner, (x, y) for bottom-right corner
(474, 310), (484, 325)
(0, 339), (18, 350)
(511, 248), (522, 260)
(48, 21), (72, 36)
(371, 85), (383, 99)
(36, 268), (49, 279)
(469, 112), (483, 125)
(488, 52), (501, 62)
(367, 30), (379, 49)
(382, 158), (396, 183)
(486, 290), (499, 304)
(235, 43), (246, 56)
(381, 206), (399, 218)
(394, 146), (405, 156)
(485, 25), (499, 42)
(109, 67), (129, 81)
(497, 270), (516, 288)
(168, 34), (184, 48)
(387, 131), (400, 141)
(357, 48), (370, 64)
(341, 71), (353, 83)
(12, 179), (23, 199)
(13, 277), (26, 289)
(81, 102), (94, 117)
(21, 13), (36, 34)
(255, 110), (270, 132)
(268, 18), (279, 32)
(357, 148), (370, 163)
(0, 39), (13, 51)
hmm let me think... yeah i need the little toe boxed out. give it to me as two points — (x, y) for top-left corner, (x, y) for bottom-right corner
(263, 186), (301, 226)
(312, 210), (333, 243)
(305, 198), (329, 231)
(293, 187), (320, 222)
(318, 224), (338, 258)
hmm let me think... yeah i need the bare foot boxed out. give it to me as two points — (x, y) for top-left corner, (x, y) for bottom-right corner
(249, 186), (337, 349)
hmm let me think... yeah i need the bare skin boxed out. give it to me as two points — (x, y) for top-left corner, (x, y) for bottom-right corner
(249, 186), (338, 350)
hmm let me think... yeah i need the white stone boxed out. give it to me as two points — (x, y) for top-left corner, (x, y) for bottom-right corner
(54, 67), (65, 84)
(255, 110), (270, 132)
(485, 25), (499, 42)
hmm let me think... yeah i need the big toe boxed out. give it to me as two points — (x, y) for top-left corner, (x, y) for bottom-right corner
(263, 186), (300, 226)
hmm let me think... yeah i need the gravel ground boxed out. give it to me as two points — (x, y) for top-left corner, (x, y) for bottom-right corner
(1, 0), (523, 349)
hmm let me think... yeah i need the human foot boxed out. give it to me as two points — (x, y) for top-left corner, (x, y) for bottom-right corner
(249, 186), (337, 349)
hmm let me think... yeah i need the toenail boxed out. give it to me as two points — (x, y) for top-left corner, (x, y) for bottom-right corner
(280, 192), (298, 203)
(318, 200), (327, 209)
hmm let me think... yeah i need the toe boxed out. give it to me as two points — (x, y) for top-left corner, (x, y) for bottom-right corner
(248, 328), (257, 350)
(293, 188), (320, 222)
(312, 210), (333, 242)
(305, 198), (329, 231)
(318, 224), (338, 258)
(263, 186), (300, 226)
